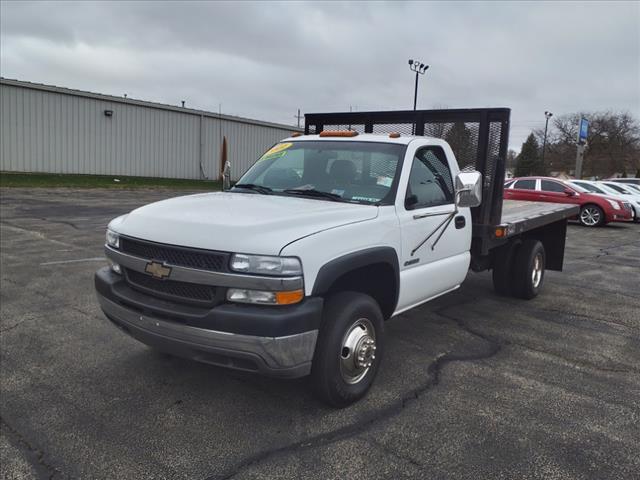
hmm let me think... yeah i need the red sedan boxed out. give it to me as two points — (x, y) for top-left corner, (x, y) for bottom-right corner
(504, 177), (634, 227)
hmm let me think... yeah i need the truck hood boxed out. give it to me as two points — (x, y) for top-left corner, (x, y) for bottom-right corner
(112, 192), (378, 255)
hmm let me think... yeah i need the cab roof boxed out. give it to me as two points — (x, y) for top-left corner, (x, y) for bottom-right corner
(280, 133), (435, 146)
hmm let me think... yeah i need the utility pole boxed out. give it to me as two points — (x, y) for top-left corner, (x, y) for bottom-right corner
(294, 108), (303, 128)
(575, 145), (585, 179)
(542, 111), (553, 173)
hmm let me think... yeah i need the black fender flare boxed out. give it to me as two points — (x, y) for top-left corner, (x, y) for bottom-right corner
(311, 247), (400, 315)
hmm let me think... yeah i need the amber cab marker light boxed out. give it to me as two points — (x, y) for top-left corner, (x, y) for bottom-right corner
(389, 132), (401, 138)
(319, 130), (359, 137)
(291, 132), (302, 137)
(275, 289), (304, 305)
(494, 227), (506, 238)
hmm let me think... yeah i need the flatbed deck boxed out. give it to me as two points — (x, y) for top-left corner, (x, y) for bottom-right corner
(468, 200), (579, 272)
(472, 201), (579, 243)
(500, 200), (579, 237)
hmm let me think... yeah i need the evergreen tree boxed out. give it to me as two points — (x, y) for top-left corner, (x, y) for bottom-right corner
(445, 122), (474, 167)
(515, 133), (541, 177)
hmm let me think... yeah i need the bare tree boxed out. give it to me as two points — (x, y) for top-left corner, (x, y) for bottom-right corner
(534, 111), (640, 177)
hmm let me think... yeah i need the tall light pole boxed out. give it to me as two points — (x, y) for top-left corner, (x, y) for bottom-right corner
(408, 59), (429, 111)
(542, 111), (553, 173)
(408, 59), (429, 134)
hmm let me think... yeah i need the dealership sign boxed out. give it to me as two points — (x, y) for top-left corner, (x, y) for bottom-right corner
(578, 118), (589, 144)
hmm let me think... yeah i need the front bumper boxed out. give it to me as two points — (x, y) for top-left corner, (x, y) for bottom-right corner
(607, 212), (634, 223)
(95, 267), (322, 378)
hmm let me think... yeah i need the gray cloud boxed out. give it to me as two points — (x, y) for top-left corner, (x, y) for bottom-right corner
(1, 0), (638, 150)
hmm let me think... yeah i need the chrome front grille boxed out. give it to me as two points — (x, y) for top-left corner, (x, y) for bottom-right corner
(120, 237), (230, 272)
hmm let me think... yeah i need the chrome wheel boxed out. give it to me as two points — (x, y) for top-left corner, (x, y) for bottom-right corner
(580, 206), (601, 226)
(532, 253), (543, 288)
(339, 318), (376, 385)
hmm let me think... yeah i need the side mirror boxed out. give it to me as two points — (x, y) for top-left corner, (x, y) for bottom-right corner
(563, 188), (575, 196)
(222, 161), (231, 191)
(405, 194), (419, 210)
(455, 171), (482, 208)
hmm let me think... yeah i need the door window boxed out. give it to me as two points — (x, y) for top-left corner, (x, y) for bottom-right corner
(540, 180), (566, 192)
(405, 147), (454, 209)
(513, 179), (536, 190)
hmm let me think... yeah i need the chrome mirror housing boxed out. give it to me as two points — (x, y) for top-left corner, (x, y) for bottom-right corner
(455, 171), (482, 208)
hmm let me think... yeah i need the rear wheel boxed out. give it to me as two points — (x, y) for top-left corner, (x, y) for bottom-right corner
(513, 240), (545, 299)
(579, 204), (605, 227)
(311, 292), (384, 408)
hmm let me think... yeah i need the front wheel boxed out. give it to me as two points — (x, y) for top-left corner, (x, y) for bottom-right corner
(311, 292), (384, 408)
(579, 204), (605, 227)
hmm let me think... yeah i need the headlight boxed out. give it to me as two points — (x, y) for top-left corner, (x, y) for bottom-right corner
(227, 288), (303, 305)
(605, 199), (620, 210)
(106, 229), (120, 248)
(230, 254), (302, 276)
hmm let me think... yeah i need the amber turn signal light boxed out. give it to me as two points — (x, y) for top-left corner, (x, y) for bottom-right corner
(275, 289), (304, 305)
(494, 226), (507, 238)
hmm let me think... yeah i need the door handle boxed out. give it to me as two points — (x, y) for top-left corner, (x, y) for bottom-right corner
(413, 210), (454, 220)
(455, 216), (466, 229)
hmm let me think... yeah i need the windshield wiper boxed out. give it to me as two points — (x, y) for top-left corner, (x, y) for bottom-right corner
(233, 183), (273, 195)
(282, 188), (344, 202)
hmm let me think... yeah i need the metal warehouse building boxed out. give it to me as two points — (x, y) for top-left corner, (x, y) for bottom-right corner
(0, 78), (300, 180)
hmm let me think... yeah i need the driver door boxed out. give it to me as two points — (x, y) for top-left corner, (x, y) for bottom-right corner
(395, 145), (471, 312)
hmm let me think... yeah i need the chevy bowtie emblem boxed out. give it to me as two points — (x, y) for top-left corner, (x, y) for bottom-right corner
(145, 261), (172, 279)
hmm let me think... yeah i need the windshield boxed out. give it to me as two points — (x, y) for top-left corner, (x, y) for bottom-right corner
(603, 182), (630, 194)
(569, 182), (589, 193)
(572, 181), (605, 194)
(595, 183), (624, 196)
(233, 141), (405, 205)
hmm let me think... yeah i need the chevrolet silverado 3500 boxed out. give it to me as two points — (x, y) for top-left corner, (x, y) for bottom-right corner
(95, 108), (578, 407)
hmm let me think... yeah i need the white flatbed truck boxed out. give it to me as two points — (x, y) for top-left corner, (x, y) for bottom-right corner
(96, 108), (578, 407)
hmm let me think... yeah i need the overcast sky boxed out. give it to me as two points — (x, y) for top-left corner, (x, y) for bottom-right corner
(1, 0), (639, 150)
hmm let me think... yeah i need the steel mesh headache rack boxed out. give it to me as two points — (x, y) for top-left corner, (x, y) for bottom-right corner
(304, 108), (511, 234)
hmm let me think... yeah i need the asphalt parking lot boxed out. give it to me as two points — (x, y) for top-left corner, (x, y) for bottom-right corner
(1, 187), (639, 480)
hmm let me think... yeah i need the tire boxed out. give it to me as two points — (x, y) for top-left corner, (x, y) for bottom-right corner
(311, 291), (384, 408)
(513, 239), (545, 300)
(579, 204), (605, 227)
(492, 241), (520, 296)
